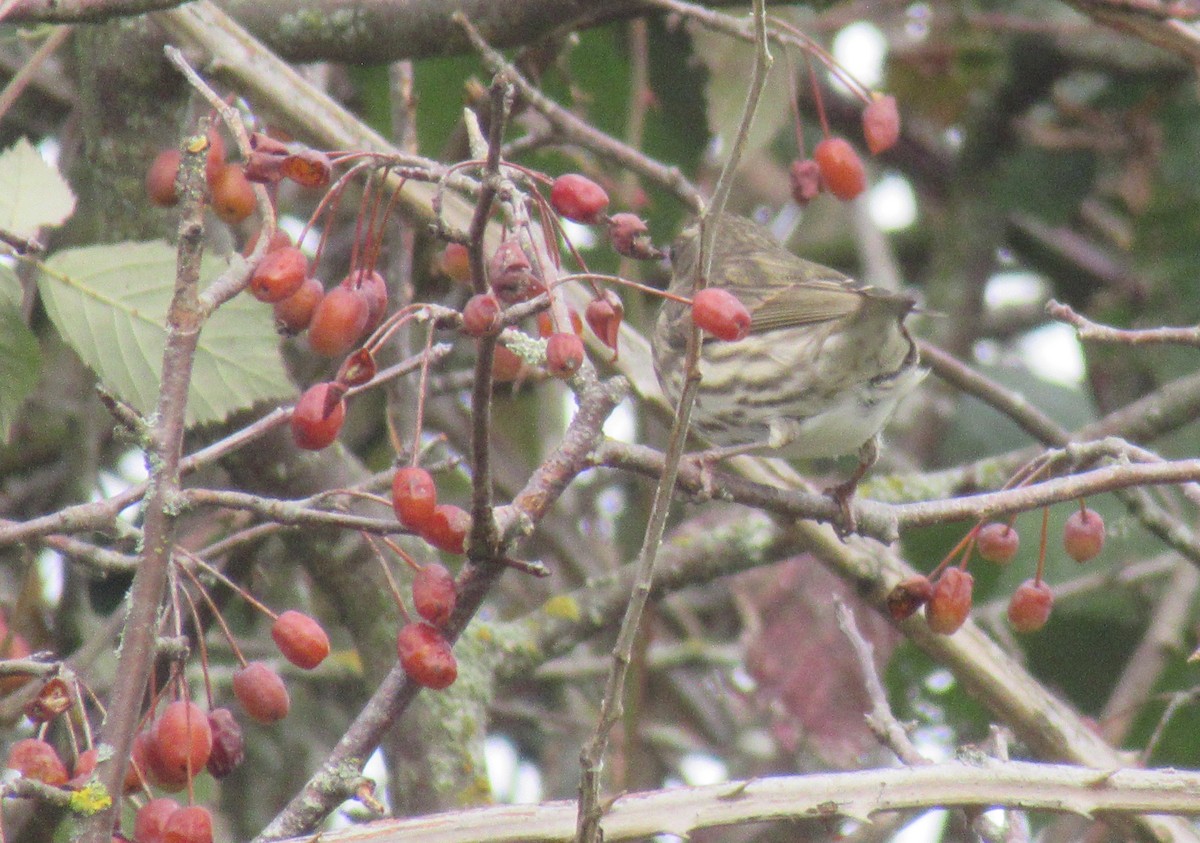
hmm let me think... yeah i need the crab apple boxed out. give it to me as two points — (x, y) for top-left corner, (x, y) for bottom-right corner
(462, 293), (502, 337)
(152, 700), (212, 780)
(886, 574), (933, 621)
(232, 661), (290, 724)
(23, 675), (71, 722)
(550, 173), (610, 224)
(397, 622), (458, 689)
(421, 504), (471, 554)
(976, 522), (1019, 565)
(6, 738), (68, 785)
(281, 148), (332, 189)
(345, 268), (389, 331)
(439, 242), (472, 284)
(307, 285), (370, 356)
(585, 291), (624, 355)
(691, 288), (751, 341)
(249, 246), (308, 303)
(70, 747), (99, 784)
(491, 344), (529, 383)
(290, 382), (347, 450)
(163, 805), (213, 843)
(208, 164), (256, 225)
(789, 158), (823, 206)
(243, 227), (292, 257)
(134, 798), (181, 843)
(1008, 579), (1054, 633)
(206, 707), (245, 778)
(862, 94), (901, 155)
(545, 332), (585, 378)
(813, 137), (867, 201)
(1064, 507), (1106, 562)
(489, 238), (545, 304)
(274, 277), (324, 335)
(925, 568), (974, 635)
(272, 610), (331, 669)
(392, 466), (437, 530)
(412, 563), (457, 627)
(203, 127), (227, 185)
(146, 149), (182, 207)
(608, 213), (657, 259)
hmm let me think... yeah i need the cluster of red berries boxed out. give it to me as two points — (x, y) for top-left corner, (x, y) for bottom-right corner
(790, 95), (900, 205)
(887, 505), (1107, 635)
(397, 562), (459, 689)
(4, 605), (332, 842)
(392, 466), (470, 555)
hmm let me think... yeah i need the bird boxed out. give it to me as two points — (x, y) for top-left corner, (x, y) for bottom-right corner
(651, 213), (925, 530)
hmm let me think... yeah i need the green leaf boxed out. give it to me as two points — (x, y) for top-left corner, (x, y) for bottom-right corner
(0, 264), (42, 440)
(0, 138), (76, 238)
(37, 242), (293, 427)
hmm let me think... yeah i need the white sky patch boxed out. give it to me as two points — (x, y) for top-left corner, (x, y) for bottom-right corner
(985, 271), (1045, 309)
(602, 397), (637, 443)
(36, 136), (61, 167)
(561, 219), (598, 251)
(679, 752), (728, 786)
(924, 667), (955, 694)
(486, 734), (543, 803)
(37, 548), (64, 606)
(868, 174), (917, 232)
(893, 809), (949, 843)
(278, 214), (321, 254)
(1019, 322), (1085, 386)
(832, 22), (886, 91)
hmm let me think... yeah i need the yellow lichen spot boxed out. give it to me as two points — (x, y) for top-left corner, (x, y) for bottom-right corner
(542, 594), (581, 621)
(69, 781), (112, 815)
(185, 135), (209, 155)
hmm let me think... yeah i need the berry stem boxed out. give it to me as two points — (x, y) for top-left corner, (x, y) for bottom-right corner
(410, 321), (437, 467)
(361, 534), (412, 619)
(1036, 506), (1050, 584)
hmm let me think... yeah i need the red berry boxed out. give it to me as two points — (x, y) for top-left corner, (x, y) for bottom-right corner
(70, 747), (99, 784)
(146, 149), (182, 207)
(125, 730), (154, 792)
(336, 348), (377, 388)
(272, 610), (331, 669)
(1008, 579), (1054, 633)
(243, 149), (286, 184)
(462, 293), (502, 337)
(347, 268), (389, 331)
(585, 291), (624, 356)
(163, 805), (213, 843)
(281, 148), (332, 189)
(691, 288), (752, 341)
(813, 137), (867, 201)
(137, 727), (187, 791)
(205, 707), (245, 778)
(153, 700), (212, 780)
(925, 568), (974, 635)
(204, 128), (226, 186)
(392, 466), (437, 530)
(413, 563), (457, 627)
(243, 227), (292, 257)
(307, 285), (370, 356)
(290, 382), (347, 450)
(608, 213), (658, 259)
(1064, 507), (1105, 562)
(249, 246), (308, 303)
(862, 94), (900, 155)
(232, 661), (290, 724)
(491, 344), (530, 383)
(5, 738), (68, 785)
(489, 238), (545, 304)
(546, 332), (585, 378)
(976, 522), (1019, 565)
(421, 504), (470, 554)
(274, 277), (324, 335)
(208, 163), (256, 224)
(550, 173), (610, 224)
(789, 158), (823, 205)
(397, 622), (458, 689)
(439, 242), (472, 284)
(135, 798), (180, 843)
(23, 675), (71, 722)
(885, 574), (933, 621)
